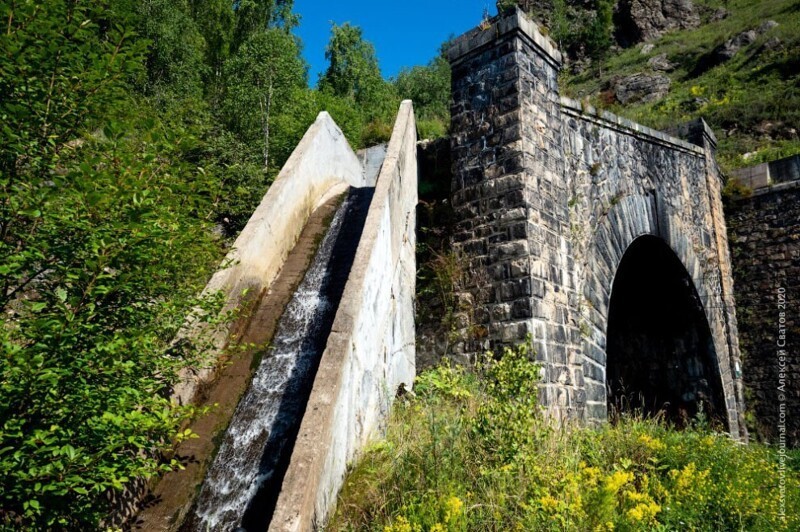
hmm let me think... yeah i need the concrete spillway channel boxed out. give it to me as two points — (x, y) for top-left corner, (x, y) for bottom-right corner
(132, 142), (389, 530)
(131, 104), (416, 531)
(183, 186), (374, 530)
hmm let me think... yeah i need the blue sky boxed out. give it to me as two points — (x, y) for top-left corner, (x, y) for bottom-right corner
(294, 0), (497, 84)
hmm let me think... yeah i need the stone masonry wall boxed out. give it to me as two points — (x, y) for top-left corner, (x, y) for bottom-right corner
(447, 9), (746, 436)
(561, 102), (744, 434)
(727, 183), (800, 447)
(448, 11), (584, 420)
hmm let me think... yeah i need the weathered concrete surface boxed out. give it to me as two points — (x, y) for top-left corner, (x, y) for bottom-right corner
(132, 196), (345, 531)
(447, 9), (745, 437)
(727, 165), (800, 447)
(173, 112), (364, 407)
(729, 153), (800, 190)
(127, 112), (365, 529)
(269, 101), (418, 531)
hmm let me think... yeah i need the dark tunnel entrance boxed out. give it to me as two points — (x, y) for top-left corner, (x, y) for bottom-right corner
(606, 236), (727, 427)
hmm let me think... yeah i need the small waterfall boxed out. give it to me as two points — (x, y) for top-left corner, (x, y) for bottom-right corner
(184, 188), (373, 531)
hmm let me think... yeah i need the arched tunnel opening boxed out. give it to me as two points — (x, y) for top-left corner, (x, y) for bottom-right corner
(606, 236), (727, 428)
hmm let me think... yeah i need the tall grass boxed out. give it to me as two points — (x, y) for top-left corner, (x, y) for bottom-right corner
(331, 347), (800, 531)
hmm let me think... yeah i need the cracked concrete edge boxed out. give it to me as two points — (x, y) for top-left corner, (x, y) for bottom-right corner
(269, 101), (418, 532)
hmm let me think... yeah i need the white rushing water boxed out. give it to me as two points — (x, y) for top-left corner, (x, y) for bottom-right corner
(189, 196), (353, 531)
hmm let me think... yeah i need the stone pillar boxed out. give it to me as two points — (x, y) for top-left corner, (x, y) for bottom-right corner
(673, 118), (748, 440)
(448, 9), (584, 420)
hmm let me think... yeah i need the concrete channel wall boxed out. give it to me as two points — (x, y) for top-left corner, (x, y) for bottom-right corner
(173, 112), (364, 406)
(269, 101), (418, 531)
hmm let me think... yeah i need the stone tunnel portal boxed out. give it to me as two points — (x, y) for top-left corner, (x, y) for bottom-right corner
(606, 236), (728, 427)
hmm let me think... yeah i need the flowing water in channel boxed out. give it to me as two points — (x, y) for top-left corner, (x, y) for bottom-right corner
(184, 188), (373, 531)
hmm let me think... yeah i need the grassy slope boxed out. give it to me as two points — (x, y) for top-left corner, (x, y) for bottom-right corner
(331, 353), (800, 531)
(563, 0), (800, 171)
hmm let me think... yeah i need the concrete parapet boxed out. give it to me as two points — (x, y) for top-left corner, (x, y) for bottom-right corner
(172, 112), (364, 406)
(269, 101), (418, 531)
(729, 153), (800, 192)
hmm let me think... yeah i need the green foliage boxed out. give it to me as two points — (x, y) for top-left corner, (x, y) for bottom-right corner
(332, 351), (800, 531)
(320, 23), (392, 109)
(190, 0), (235, 93)
(721, 176), (753, 203)
(195, 128), (268, 233)
(135, 0), (207, 99)
(0, 1), (145, 181)
(563, 0), (800, 171)
(415, 249), (464, 331)
(472, 343), (544, 466)
(0, 106), (228, 529)
(414, 361), (474, 401)
(222, 28), (307, 167)
(0, 1), (230, 527)
(232, 0), (298, 51)
(394, 54), (451, 139)
(495, 0), (519, 16)
(586, 0), (614, 60)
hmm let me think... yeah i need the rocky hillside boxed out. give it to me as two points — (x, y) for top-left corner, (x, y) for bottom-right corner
(561, 0), (800, 172)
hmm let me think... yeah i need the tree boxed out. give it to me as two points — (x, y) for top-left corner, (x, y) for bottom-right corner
(585, 0), (614, 61)
(0, 2), (225, 527)
(319, 23), (388, 107)
(191, 0), (236, 97)
(494, 0), (615, 62)
(394, 48), (451, 139)
(232, 0), (298, 52)
(222, 29), (307, 168)
(136, 0), (207, 98)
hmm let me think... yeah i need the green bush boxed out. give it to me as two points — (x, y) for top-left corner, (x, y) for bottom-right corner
(332, 345), (800, 531)
(0, 3), (230, 527)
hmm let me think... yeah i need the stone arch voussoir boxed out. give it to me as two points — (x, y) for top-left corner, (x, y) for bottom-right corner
(581, 194), (738, 431)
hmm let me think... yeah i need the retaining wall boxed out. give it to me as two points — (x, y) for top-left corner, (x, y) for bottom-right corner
(269, 101), (418, 531)
(727, 173), (800, 447)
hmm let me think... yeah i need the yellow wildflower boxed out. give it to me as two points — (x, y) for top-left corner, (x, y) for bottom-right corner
(638, 434), (666, 451)
(670, 462), (709, 492)
(605, 470), (634, 493)
(384, 516), (415, 532)
(540, 494), (559, 511)
(627, 501), (661, 523)
(444, 495), (464, 523)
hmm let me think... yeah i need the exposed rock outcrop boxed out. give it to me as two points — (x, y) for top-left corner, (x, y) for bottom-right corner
(758, 20), (779, 33)
(709, 7), (729, 22)
(613, 73), (671, 104)
(694, 22), (779, 75)
(615, 0), (701, 46)
(716, 30), (758, 62)
(648, 53), (676, 71)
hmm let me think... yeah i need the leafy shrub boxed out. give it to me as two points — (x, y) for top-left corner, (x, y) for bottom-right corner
(0, 3), (230, 527)
(332, 345), (800, 530)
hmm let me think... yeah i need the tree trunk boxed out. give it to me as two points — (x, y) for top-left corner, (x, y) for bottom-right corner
(259, 78), (274, 169)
